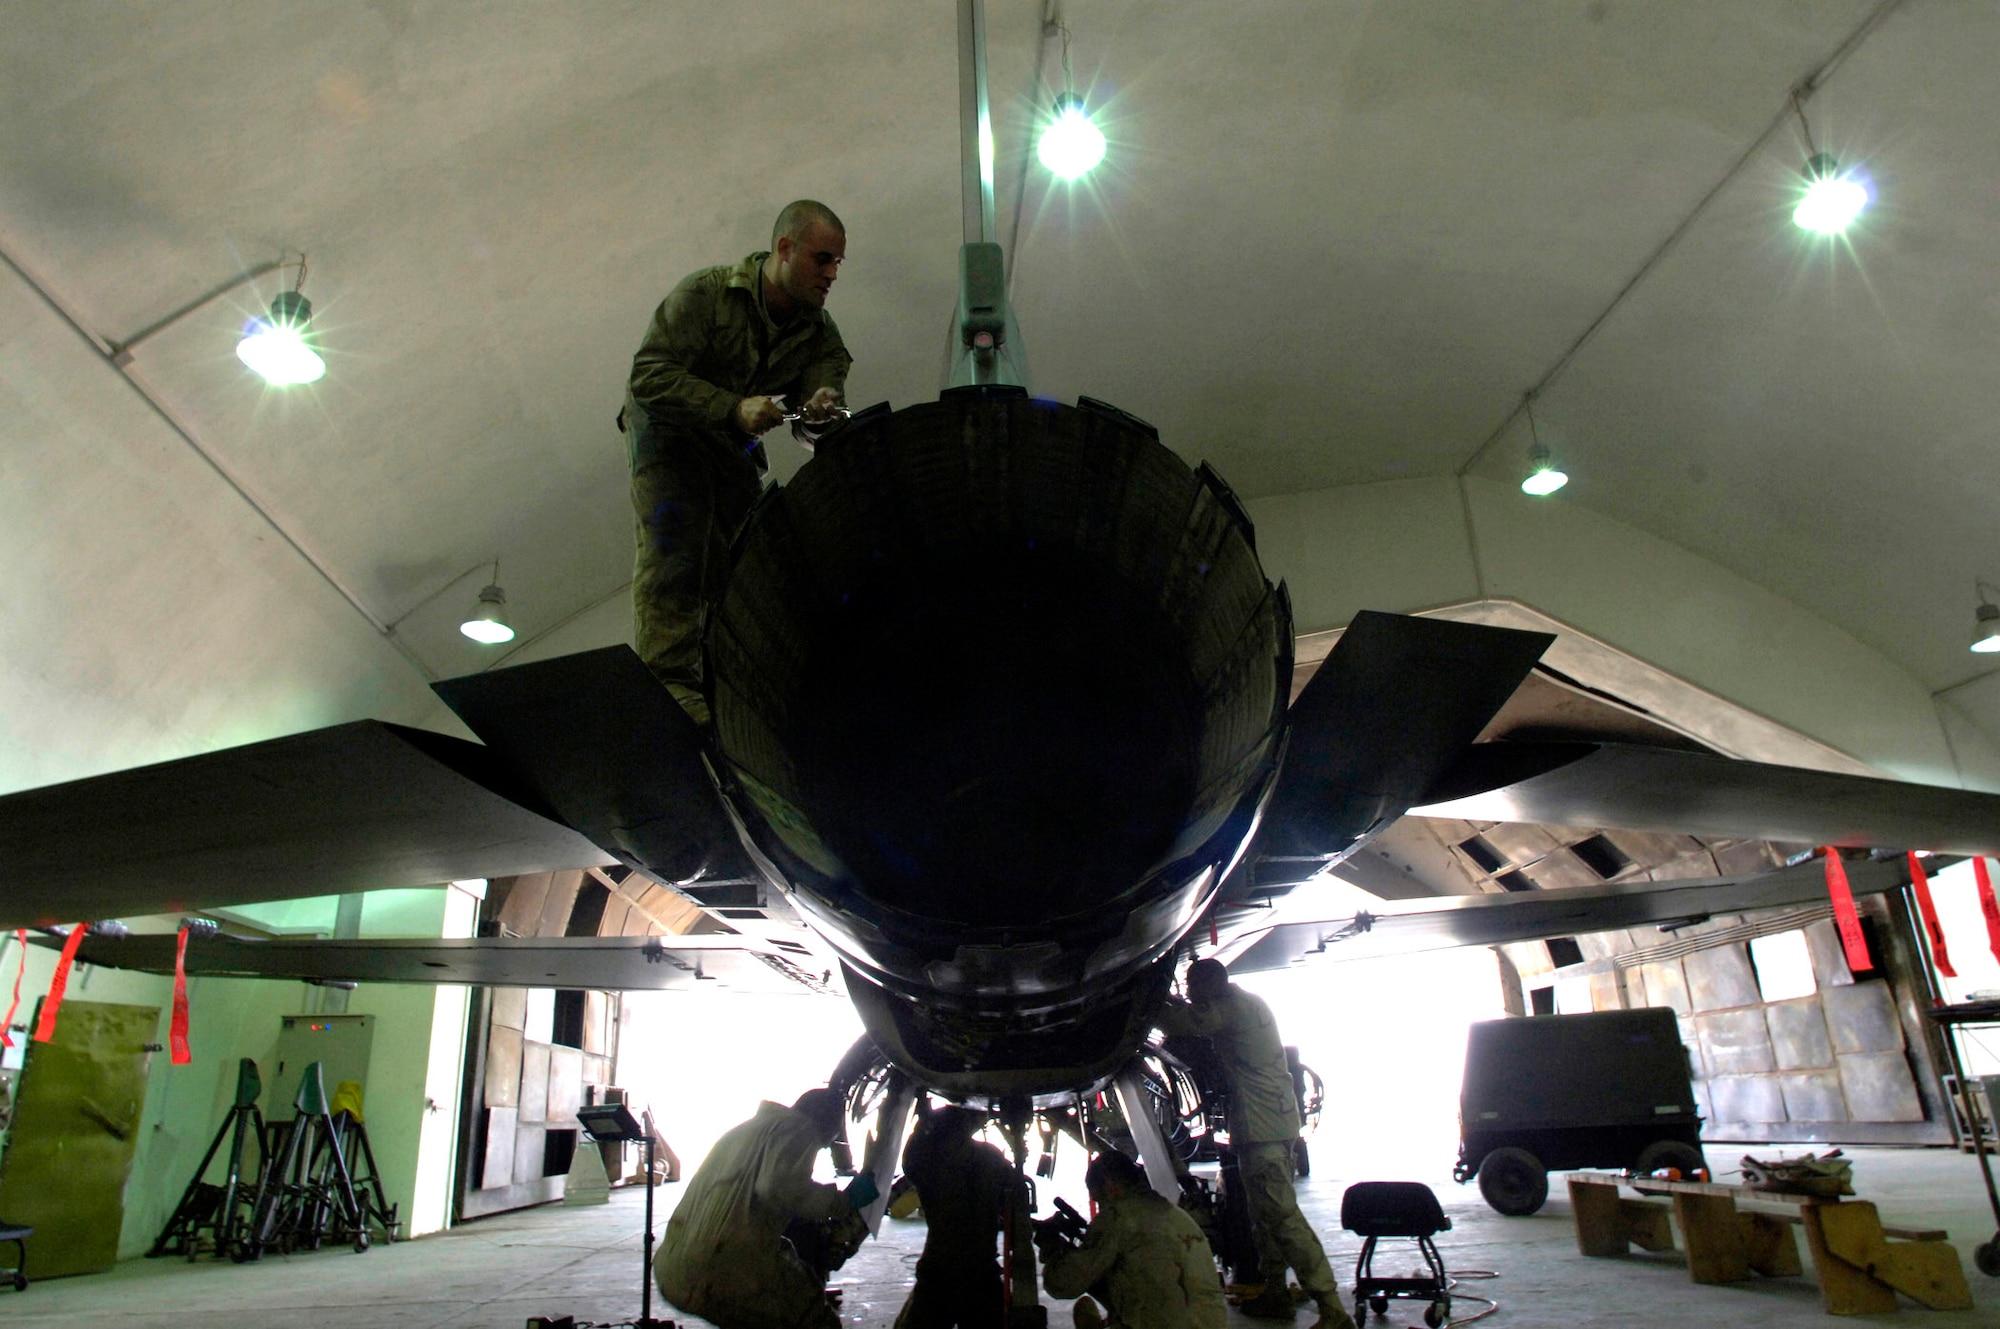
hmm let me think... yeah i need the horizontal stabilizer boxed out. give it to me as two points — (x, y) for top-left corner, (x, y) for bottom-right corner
(433, 646), (751, 885)
(1228, 854), (1910, 972)
(1259, 612), (1553, 859)
(50, 930), (838, 995)
(0, 722), (610, 929)
(1414, 741), (2000, 856)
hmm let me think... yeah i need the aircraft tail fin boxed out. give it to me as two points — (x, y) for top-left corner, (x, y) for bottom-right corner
(433, 646), (750, 885)
(1258, 611), (1552, 861)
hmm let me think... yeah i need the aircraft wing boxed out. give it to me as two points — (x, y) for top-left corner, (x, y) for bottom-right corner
(1413, 740), (2000, 856)
(1222, 854), (1911, 973)
(0, 721), (612, 929)
(45, 930), (838, 995)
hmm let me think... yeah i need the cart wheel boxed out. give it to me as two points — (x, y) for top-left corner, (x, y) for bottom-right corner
(1352, 1302), (1367, 1326)
(1368, 1295), (1388, 1314)
(353, 1231), (371, 1253)
(1294, 1138), (1312, 1178)
(1634, 1139), (1708, 1181)
(12, 1273), (26, 1292)
(1976, 1237), (2000, 1278)
(1424, 1299), (1450, 1327)
(1476, 1145), (1549, 1216)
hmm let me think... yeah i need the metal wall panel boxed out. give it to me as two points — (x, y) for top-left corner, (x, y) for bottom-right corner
(1778, 1071), (1848, 1122)
(1638, 960), (1690, 1015)
(518, 1042), (551, 1125)
(1837, 1051), (1924, 1122)
(1803, 919), (1855, 989)
(1696, 1007), (1776, 1075)
(490, 986), (528, 1031)
(513, 1123), (547, 1183)
(1684, 943), (1760, 1012)
(1766, 997), (1835, 1071)
(1823, 982), (1903, 1055)
(484, 1023), (523, 1109)
(546, 1046), (583, 1126)
(481, 1106), (519, 1190)
(1708, 1074), (1786, 1124)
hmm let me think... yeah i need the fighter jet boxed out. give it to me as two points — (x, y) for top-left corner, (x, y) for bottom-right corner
(8, 384), (2000, 1111)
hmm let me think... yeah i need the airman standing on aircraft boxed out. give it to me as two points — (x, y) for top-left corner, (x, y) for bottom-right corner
(895, 1104), (1030, 1329)
(1040, 1150), (1227, 1329)
(1156, 958), (1352, 1328)
(623, 199), (851, 727)
(654, 1087), (871, 1329)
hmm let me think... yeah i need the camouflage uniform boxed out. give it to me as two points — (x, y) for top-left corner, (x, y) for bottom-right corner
(625, 253), (852, 725)
(1042, 1188), (1228, 1329)
(1158, 989), (1342, 1312)
(653, 1099), (861, 1329)
(895, 1117), (1028, 1329)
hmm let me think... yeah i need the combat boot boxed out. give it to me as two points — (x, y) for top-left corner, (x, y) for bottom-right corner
(1308, 1292), (1359, 1329)
(1240, 1279), (1300, 1320)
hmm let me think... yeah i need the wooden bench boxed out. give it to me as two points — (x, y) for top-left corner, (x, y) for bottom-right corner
(1568, 1171), (1972, 1315)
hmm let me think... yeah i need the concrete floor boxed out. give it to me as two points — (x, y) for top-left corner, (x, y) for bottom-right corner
(5, 1148), (1996, 1328)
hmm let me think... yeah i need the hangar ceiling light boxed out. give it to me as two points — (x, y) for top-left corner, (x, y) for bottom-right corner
(460, 570), (516, 645)
(1038, 91), (1105, 180)
(1788, 91), (1868, 237)
(1033, 5), (1104, 181)
(1793, 151), (1869, 235)
(1971, 586), (2000, 654)
(236, 289), (326, 385)
(1518, 396), (1568, 497)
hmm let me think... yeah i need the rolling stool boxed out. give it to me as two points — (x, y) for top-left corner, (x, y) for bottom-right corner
(1341, 1181), (1451, 1327)
(0, 1219), (30, 1291)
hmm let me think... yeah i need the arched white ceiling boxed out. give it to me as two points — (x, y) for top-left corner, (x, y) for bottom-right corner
(4, 1), (1996, 795)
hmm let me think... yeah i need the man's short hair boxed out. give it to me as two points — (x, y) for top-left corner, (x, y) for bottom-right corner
(933, 1105), (988, 1138)
(792, 1087), (844, 1136)
(1187, 957), (1229, 995)
(773, 199), (845, 247)
(1085, 1148), (1148, 1197)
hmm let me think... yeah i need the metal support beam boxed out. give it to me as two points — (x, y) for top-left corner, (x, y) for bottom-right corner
(957, 0), (997, 247)
(1112, 1064), (1184, 1202)
(858, 1075), (917, 1234)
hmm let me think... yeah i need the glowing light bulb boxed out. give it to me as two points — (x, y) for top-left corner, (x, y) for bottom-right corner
(236, 291), (325, 385)
(1792, 153), (1868, 235)
(1037, 92), (1106, 180)
(1972, 603), (2000, 654)
(460, 584), (515, 644)
(1521, 442), (1568, 496)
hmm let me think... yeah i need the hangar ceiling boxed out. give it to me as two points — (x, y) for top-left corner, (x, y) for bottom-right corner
(4, 1), (1998, 773)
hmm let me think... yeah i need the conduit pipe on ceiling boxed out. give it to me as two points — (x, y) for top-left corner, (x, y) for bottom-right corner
(0, 241), (437, 682)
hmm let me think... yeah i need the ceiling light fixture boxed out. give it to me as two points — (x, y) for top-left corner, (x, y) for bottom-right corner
(1034, 7), (1103, 180)
(236, 257), (325, 385)
(1789, 93), (1868, 236)
(1971, 582), (2000, 654)
(1519, 396), (1568, 496)
(460, 563), (516, 644)
(1038, 91), (1106, 180)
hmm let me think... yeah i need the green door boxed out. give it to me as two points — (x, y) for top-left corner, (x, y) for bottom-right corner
(0, 1000), (158, 1277)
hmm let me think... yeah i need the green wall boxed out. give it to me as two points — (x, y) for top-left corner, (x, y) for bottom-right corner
(0, 885), (469, 1264)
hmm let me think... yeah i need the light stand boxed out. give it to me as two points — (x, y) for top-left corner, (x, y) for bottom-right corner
(576, 1104), (672, 1329)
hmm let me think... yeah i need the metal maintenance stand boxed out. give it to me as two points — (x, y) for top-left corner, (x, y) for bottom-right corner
(1924, 998), (2000, 1276)
(577, 1104), (674, 1329)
